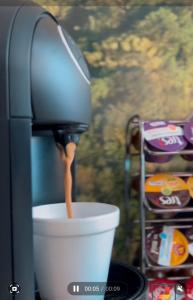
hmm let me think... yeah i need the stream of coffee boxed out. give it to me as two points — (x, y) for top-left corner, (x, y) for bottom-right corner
(60, 143), (77, 218)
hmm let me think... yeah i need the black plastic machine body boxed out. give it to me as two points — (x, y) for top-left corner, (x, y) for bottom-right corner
(0, 1), (91, 299)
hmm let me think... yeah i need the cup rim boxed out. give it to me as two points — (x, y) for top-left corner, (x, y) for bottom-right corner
(33, 202), (119, 223)
(33, 202), (120, 237)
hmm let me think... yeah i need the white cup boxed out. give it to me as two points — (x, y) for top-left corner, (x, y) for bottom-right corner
(33, 202), (120, 300)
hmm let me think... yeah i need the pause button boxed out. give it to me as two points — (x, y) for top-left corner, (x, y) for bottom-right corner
(73, 285), (80, 293)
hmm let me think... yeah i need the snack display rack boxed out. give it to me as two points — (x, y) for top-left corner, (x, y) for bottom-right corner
(124, 117), (193, 281)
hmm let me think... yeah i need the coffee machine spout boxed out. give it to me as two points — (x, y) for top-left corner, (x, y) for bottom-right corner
(54, 131), (80, 152)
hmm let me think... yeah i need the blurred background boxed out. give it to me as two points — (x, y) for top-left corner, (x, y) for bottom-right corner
(35, 0), (193, 265)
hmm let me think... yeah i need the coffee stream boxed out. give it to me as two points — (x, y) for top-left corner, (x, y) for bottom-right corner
(59, 143), (77, 219)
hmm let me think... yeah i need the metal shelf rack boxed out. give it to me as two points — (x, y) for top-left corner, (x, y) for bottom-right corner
(125, 117), (193, 280)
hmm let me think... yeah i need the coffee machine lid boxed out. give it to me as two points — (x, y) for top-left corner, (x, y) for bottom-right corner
(0, 2), (91, 130)
(31, 15), (91, 128)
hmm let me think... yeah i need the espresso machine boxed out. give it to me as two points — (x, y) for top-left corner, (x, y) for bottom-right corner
(0, 1), (91, 299)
